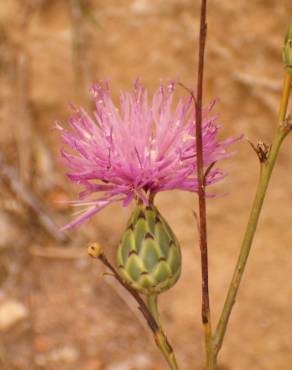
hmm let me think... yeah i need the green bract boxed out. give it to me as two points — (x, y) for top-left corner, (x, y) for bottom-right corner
(117, 203), (182, 295)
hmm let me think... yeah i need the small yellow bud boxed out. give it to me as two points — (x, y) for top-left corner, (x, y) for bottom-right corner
(283, 23), (292, 73)
(88, 242), (103, 258)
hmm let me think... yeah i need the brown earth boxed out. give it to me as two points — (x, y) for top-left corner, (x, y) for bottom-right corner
(0, 1), (291, 370)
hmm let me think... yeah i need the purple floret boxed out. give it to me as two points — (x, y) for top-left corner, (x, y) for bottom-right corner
(56, 80), (238, 229)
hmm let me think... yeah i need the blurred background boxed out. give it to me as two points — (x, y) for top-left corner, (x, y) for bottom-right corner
(0, 1), (291, 369)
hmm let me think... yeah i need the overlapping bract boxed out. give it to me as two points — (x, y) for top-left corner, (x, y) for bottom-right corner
(56, 81), (236, 229)
(117, 203), (181, 294)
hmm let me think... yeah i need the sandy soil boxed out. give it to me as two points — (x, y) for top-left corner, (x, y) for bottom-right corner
(0, 1), (291, 370)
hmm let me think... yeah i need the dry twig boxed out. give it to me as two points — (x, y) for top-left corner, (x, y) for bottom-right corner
(14, 52), (33, 185)
(0, 153), (68, 244)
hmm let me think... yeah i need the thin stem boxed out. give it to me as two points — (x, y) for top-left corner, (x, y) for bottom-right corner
(154, 332), (180, 370)
(213, 71), (292, 360)
(279, 73), (292, 122)
(195, 0), (213, 365)
(147, 295), (160, 325)
(146, 294), (180, 370)
(87, 244), (180, 370)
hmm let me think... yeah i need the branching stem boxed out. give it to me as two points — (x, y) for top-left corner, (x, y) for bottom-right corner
(212, 71), (292, 364)
(194, 2), (291, 369)
(88, 244), (180, 370)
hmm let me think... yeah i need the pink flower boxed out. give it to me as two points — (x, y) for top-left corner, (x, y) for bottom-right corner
(56, 81), (237, 229)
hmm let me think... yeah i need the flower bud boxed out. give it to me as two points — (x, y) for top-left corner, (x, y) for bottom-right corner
(117, 203), (181, 295)
(283, 23), (292, 73)
(88, 242), (103, 258)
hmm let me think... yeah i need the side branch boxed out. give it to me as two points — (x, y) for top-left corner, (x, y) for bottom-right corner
(213, 71), (292, 359)
(88, 243), (179, 370)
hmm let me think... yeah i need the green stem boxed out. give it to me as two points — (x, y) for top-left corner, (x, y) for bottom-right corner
(212, 71), (292, 363)
(203, 311), (213, 370)
(146, 295), (180, 370)
(147, 294), (160, 324)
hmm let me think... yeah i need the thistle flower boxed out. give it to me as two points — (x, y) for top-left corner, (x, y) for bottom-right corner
(56, 80), (236, 230)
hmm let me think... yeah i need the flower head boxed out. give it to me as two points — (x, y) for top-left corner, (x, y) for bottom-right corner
(56, 81), (237, 229)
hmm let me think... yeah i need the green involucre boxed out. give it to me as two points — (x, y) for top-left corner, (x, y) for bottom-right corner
(117, 203), (182, 295)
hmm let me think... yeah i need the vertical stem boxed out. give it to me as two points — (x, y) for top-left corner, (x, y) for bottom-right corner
(147, 295), (160, 324)
(278, 73), (292, 122)
(146, 295), (180, 370)
(195, 0), (213, 366)
(213, 71), (292, 360)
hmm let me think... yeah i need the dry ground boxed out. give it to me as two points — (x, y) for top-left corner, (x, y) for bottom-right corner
(0, 1), (291, 370)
